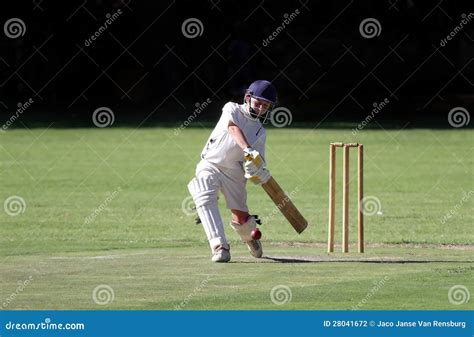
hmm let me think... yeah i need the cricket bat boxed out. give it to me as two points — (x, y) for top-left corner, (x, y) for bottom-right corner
(245, 154), (308, 233)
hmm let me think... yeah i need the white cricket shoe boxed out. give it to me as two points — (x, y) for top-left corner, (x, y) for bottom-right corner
(212, 245), (231, 263)
(246, 239), (263, 258)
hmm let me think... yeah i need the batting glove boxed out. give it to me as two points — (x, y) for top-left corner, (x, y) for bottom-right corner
(243, 147), (260, 161)
(245, 166), (271, 185)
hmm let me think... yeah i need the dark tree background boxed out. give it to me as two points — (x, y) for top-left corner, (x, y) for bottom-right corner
(0, 0), (472, 126)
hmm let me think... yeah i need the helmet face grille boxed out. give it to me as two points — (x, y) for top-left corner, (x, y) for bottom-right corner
(242, 95), (274, 123)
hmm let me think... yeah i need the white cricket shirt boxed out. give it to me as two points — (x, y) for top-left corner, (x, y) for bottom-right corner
(201, 102), (266, 170)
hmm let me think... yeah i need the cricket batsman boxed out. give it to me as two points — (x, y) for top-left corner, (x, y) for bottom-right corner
(187, 80), (277, 262)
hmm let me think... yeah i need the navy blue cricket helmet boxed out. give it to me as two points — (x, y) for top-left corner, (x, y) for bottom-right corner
(243, 80), (277, 122)
(246, 80), (277, 104)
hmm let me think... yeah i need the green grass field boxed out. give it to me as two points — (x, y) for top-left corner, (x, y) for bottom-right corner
(1, 126), (473, 310)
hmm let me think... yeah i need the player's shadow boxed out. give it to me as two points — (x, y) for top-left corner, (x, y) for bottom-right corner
(234, 256), (474, 264)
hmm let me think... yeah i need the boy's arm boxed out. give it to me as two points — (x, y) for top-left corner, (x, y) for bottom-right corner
(227, 121), (265, 162)
(227, 121), (250, 150)
(228, 121), (262, 161)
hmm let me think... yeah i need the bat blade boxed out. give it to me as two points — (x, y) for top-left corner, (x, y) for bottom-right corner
(261, 177), (308, 234)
